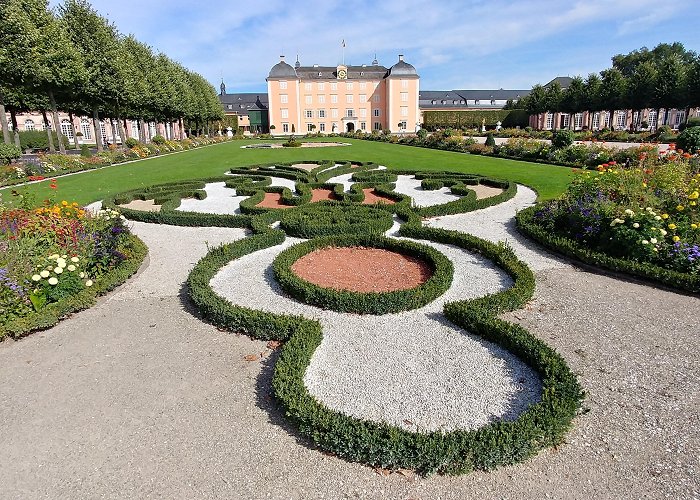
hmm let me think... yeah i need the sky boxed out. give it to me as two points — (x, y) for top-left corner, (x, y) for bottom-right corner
(49, 0), (700, 93)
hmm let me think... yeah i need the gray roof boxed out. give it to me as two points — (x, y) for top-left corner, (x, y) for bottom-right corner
(295, 65), (389, 80)
(387, 59), (418, 77)
(545, 76), (573, 89)
(268, 60), (297, 79)
(219, 93), (268, 115)
(419, 89), (530, 110)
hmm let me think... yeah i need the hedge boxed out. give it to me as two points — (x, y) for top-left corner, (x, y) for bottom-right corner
(516, 206), (700, 294)
(280, 204), (394, 238)
(272, 234), (454, 314)
(423, 109), (529, 129)
(0, 234), (148, 339)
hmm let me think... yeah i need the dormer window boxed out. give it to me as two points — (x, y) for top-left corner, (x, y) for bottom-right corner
(318, 72), (322, 77)
(360, 71), (364, 76)
(431, 100), (436, 105)
(227, 105), (232, 109)
(441, 100), (446, 104)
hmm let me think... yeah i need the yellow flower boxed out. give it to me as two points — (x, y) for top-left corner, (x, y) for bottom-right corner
(662, 214), (669, 219)
(668, 223), (677, 230)
(689, 191), (699, 200)
(673, 236), (680, 242)
(677, 205), (685, 211)
(61, 200), (68, 206)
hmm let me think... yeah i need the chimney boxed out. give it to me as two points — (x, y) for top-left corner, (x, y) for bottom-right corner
(398, 54), (404, 62)
(280, 55), (285, 62)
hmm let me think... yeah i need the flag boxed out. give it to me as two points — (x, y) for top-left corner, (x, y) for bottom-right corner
(342, 40), (345, 48)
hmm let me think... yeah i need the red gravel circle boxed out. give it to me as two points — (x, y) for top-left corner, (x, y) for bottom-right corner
(256, 192), (294, 209)
(290, 246), (433, 293)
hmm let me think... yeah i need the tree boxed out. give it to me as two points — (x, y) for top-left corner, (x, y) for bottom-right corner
(584, 73), (602, 129)
(599, 68), (627, 130)
(627, 61), (658, 131)
(545, 82), (563, 130)
(522, 84), (547, 128)
(686, 57), (700, 120)
(655, 53), (687, 126)
(560, 76), (585, 129)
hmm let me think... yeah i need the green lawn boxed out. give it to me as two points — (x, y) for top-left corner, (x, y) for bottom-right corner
(2, 139), (575, 206)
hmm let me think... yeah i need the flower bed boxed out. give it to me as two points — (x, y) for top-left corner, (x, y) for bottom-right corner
(1, 193), (146, 338)
(517, 149), (700, 292)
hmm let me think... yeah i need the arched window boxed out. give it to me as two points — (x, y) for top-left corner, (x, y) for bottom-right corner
(24, 119), (35, 131)
(61, 119), (74, 140)
(80, 119), (92, 140)
(131, 121), (139, 139)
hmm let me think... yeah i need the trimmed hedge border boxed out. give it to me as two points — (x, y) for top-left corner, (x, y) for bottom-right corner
(186, 212), (583, 475)
(516, 206), (700, 294)
(1, 234), (148, 340)
(279, 204), (394, 238)
(272, 234), (454, 314)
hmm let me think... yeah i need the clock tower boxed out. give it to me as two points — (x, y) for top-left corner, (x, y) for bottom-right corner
(336, 65), (347, 80)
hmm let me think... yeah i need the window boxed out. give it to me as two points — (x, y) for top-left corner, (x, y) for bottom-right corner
(359, 94), (367, 103)
(318, 109), (326, 118)
(561, 114), (570, 128)
(474, 99), (480, 105)
(616, 111), (626, 129)
(331, 94), (338, 103)
(359, 108), (367, 118)
(359, 82), (366, 90)
(280, 81), (287, 89)
(648, 110), (657, 129)
(81, 119), (92, 140)
(281, 109), (289, 119)
(131, 121), (139, 139)
(346, 94), (353, 103)
(148, 122), (156, 138)
(330, 83), (337, 91)
(282, 123), (289, 133)
(318, 82), (325, 91)
(431, 100), (436, 105)
(319, 123), (325, 132)
(401, 92), (408, 102)
(360, 122), (366, 130)
(24, 119), (35, 131)
(574, 113), (583, 129)
(374, 122), (381, 130)
(227, 105), (232, 110)
(398, 121), (407, 130)
(373, 95), (380, 103)
(400, 106), (408, 117)
(401, 79), (408, 89)
(592, 112), (600, 130)
(346, 82), (353, 90)
(100, 121), (107, 139)
(305, 110), (313, 119)
(305, 95), (312, 104)
(318, 95), (325, 104)
(545, 112), (553, 130)
(61, 119), (74, 140)
(280, 94), (288, 104)
(305, 83), (312, 91)
(331, 108), (338, 118)
(675, 111), (686, 127)
(346, 109), (354, 117)
(603, 111), (611, 128)
(373, 109), (381, 117)
(307, 123), (314, 132)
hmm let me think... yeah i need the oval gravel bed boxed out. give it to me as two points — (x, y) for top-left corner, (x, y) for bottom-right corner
(310, 188), (339, 202)
(290, 246), (433, 292)
(256, 192), (295, 209)
(361, 188), (395, 205)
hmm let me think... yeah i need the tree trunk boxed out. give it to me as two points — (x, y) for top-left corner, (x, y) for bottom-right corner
(110, 118), (118, 146)
(69, 112), (79, 150)
(92, 108), (103, 153)
(140, 118), (148, 142)
(179, 117), (185, 139)
(117, 117), (127, 148)
(10, 109), (21, 148)
(0, 96), (11, 145)
(48, 90), (66, 155)
(42, 110), (55, 153)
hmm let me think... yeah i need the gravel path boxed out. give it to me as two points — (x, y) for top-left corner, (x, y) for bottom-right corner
(0, 193), (698, 498)
(393, 175), (461, 207)
(210, 233), (541, 433)
(176, 182), (246, 215)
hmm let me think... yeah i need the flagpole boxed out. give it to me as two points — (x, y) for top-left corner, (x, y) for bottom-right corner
(342, 39), (345, 66)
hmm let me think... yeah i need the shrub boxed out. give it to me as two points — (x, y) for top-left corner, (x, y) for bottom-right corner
(677, 127), (700, 154)
(466, 143), (493, 155)
(80, 144), (93, 157)
(416, 128), (428, 140)
(552, 129), (575, 149)
(282, 136), (302, 147)
(0, 143), (22, 164)
(19, 130), (70, 151)
(484, 133), (496, 147)
(124, 137), (140, 148)
(151, 135), (166, 145)
(678, 117), (700, 132)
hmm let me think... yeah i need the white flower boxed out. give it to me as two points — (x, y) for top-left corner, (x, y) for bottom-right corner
(61, 255), (67, 259)
(40, 270), (50, 278)
(48, 277), (58, 285)
(49, 254), (59, 260)
(642, 240), (649, 245)
(54, 267), (63, 274)
(79, 272), (85, 278)
(659, 229), (667, 236)
(646, 207), (653, 212)
(57, 259), (67, 268)
(654, 216), (661, 220)
(85, 280), (93, 287)
(71, 256), (79, 263)
(650, 238), (657, 244)
(67, 265), (76, 271)
(633, 223), (640, 228)
(624, 209), (634, 216)
(32, 274), (41, 281)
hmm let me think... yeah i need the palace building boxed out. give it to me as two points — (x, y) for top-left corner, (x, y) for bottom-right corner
(265, 54), (420, 134)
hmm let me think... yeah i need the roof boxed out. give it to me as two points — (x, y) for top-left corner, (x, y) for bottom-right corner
(268, 59), (297, 79)
(419, 89), (530, 109)
(294, 65), (389, 80)
(387, 57), (418, 77)
(219, 93), (268, 115)
(545, 76), (573, 89)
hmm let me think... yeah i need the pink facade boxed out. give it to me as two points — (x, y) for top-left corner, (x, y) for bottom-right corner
(529, 108), (698, 131)
(267, 55), (420, 134)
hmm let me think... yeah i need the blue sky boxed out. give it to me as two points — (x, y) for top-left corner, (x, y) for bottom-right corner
(51, 0), (700, 93)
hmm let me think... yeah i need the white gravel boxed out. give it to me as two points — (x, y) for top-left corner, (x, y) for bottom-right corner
(426, 185), (570, 272)
(210, 232), (542, 433)
(393, 175), (461, 207)
(176, 182), (246, 215)
(325, 165), (386, 192)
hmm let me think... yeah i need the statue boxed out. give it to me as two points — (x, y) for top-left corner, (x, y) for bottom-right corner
(226, 127), (233, 138)
(481, 118), (486, 132)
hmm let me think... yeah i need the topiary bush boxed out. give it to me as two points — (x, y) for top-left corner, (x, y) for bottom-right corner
(0, 143), (22, 164)
(552, 129), (575, 149)
(677, 126), (700, 154)
(124, 137), (140, 148)
(484, 133), (496, 147)
(151, 135), (166, 145)
(19, 130), (69, 151)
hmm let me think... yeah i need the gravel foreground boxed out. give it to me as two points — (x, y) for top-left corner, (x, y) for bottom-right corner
(0, 203), (698, 498)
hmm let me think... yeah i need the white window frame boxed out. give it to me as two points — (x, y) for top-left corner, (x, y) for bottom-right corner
(359, 94), (367, 103)
(81, 119), (92, 140)
(401, 79), (408, 88)
(359, 108), (367, 118)
(317, 82), (325, 91)
(330, 83), (337, 91)
(307, 123), (314, 132)
(318, 95), (325, 104)
(359, 82), (366, 90)
(330, 95), (338, 103)
(281, 109), (289, 119)
(561, 113), (570, 129)
(545, 112), (553, 130)
(282, 123), (289, 133)
(60, 119), (74, 140)
(305, 109), (313, 119)
(305, 82), (312, 91)
(373, 122), (381, 130)
(318, 109), (326, 118)
(319, 123), (325, 132)
(616, 111), (626, 129)
(360, 121), (366, 130)
(400, 106), (408, 117)
(648, 110), (657, 129)
(574, 113), (583, 130)
(280, 94), (288, 104)
(24, 119), (36, 131)
(346, 94), (353, 103)
(373, 109), (381, 117)
(305, 95), (312, 104)
(346, 82), (353, 90)
(346, 109), (354, 117)
(331, 108), (338, 118)
(592, 112), (600, 130)
(279, 81), (287, 90)
(400, 92), (408, 102)
(373, 95), (380, 103)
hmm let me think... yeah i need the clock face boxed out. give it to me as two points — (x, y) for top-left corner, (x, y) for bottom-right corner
(338, 69), (347, 79)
